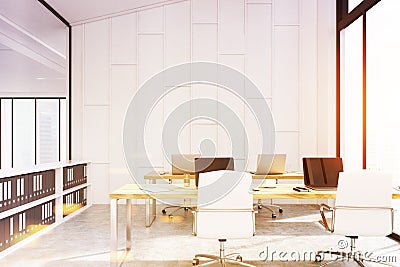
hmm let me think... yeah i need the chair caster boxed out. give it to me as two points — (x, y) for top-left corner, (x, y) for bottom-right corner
(315, 254), (322, 262)
(192, 258), (199, 266)
(184, 207), (189, 211)
(272, 213), (277, 218)
(279, 208), (283, 213)
(236, 255), (243, 262)
(169, 214), (173, 219)
(162, 209), (167, 215)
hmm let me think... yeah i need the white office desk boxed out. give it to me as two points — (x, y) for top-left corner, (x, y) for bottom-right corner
(109, 183), (400, 266)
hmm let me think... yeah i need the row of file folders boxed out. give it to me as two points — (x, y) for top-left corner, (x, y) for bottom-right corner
(0, 187), (88, 252)
(0, 199), (55, 252)
(0, 164), (87, 213)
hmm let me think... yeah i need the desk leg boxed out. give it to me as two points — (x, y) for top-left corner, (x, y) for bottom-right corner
(110, 199), (118, 266)
(145, 197), (156, 227)
(151, 178), (156, 219)
(145, 178), (157, 227)
(126, 199), (132, 251)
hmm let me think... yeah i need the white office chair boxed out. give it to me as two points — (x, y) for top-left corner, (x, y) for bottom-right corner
(318, 170), (394, 267)
(192, 170), (256, 267)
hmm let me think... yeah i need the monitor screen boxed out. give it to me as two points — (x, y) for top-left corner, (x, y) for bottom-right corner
(303, 157), (343, 188)
(194, 157), (235, 187)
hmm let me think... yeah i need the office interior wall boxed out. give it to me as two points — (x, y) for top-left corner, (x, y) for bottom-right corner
(71, 0), (336, 204)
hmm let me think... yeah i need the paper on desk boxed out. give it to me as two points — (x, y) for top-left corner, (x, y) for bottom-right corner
(141, 186), (171, 193)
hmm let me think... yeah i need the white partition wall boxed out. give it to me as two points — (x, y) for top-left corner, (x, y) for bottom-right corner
(72, 0), (336, 204)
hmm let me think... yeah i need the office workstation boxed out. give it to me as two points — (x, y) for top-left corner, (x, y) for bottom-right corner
(1, 0), (400, 266)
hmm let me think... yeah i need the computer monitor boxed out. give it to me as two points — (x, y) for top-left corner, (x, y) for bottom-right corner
(303, 157), (343, 190)
(194, 157), (235, 187)
(171, 154), (201, 175)
(255, 154), (286, 175)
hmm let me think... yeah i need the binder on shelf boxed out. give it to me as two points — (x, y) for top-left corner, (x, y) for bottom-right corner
(38, 173), (43, 199)
(1, 178), (12, 211)
(32, 174), (37, 201)
(10, 214), (18, 245)
(49, 170), (55, 195)
(23, 175), (29, 205)
(0, 218), (4, 252)
(16, 176), (24, 207)
(42, 172), (47, 197)
(26, 207), (35, 234)
(0, 179), (4, 212)
(8, 177), (16, 209)
(27, 174), (33, 204)
(51, 200), (55, 223)
(4, 215), (10, 249)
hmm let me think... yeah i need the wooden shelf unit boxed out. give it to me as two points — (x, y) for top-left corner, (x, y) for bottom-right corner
(0, 161), (92, 256)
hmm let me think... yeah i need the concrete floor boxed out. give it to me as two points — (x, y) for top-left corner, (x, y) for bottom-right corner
(1, 204), (400, 267)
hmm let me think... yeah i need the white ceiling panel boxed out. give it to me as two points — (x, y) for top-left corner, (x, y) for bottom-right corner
(0, 0), (67, 57)
(46, 0), (177, 25)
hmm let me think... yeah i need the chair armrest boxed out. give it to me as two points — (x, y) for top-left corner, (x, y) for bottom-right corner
(320, 204), (334, 233)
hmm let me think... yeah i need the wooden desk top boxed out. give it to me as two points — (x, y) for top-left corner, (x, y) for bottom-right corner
(144, 171), (303, 180)
(109, 183), (400, 200)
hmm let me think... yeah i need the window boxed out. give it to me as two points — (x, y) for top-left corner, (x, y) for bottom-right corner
(340, 17), (363, 171)
(0, 98), (67, 169)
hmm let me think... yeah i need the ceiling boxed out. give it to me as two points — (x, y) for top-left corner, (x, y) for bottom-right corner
(0, 48), (65, 96)
(0, 0), (67, 95)
(45, 0), (178, 25)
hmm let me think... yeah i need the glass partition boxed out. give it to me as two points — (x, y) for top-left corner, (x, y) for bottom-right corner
(365, 0), (400, 233)
(13, 99), (35, 168)
(340, 17), (363, 171)
(0, 97), (66, 169)
(37, 99), (60, 164)
(1, 99), (12, 168)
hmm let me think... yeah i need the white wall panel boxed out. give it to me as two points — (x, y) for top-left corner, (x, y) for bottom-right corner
(192, 84), (218, 124)
(83, 106), (109, 163)
(218, 75), (245, 160)
(192, 24), (217, 62)
(144, 97), (164, 167)
(219, 0), (245, 54)
(165, 2), (190, 68)
(275, 132), (299, 171)
(91, 164), (109, 204)
(272, 26), (299, 131)
(138, 34), (164, 86)
(71, 25), (84, 160)
(217, 124), (232, 157)
(274, 0), (299, 25)
(163, 86), (192, 171)
(84, 20), (110, 106)
(192, 0), (217, 23)
(299, 0), (318, 157)
(317, 0), (336, 155)
(219, 54), (244, 75)
(246, 4), (272, 98)
(110, 65), (137, 191)
(247, 0), (271, 3)
(191, 124), (218, 156)
(111, 12), (137, 64)
(244, 99), (267, 171)
(138, 6), (163, 33)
